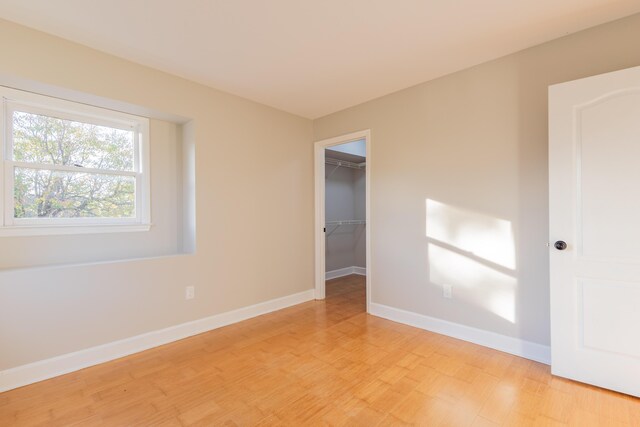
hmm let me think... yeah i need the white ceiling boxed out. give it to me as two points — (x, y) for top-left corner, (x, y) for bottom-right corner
(1, 1), (639, 119)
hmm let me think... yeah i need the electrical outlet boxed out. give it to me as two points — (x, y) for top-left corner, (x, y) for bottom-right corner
(185, 286), (195, 300)
(442, 284), (453, 299)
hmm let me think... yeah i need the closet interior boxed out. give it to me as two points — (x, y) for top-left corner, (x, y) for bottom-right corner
(325, 140), (366, 280)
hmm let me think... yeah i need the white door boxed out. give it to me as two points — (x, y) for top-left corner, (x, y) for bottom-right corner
(549, 65), (640, 397)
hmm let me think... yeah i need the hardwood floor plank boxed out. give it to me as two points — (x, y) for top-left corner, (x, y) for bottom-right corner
(0, 274), (638, 426)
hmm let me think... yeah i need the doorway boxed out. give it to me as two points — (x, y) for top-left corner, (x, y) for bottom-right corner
(314, 130), (371, 312)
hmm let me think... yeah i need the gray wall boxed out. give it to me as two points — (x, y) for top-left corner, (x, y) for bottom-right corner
(0, 119), (183, 269)
(325, 164), (366, 272)
(353, 169), (366, 268)
(3, 12), (640, 372)
(314, 13), (640, 346)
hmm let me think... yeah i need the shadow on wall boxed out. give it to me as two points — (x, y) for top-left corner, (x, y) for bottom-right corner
(426, 199), (517, 324)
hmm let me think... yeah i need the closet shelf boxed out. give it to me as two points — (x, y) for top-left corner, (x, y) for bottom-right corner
(326, 220), (366, 225)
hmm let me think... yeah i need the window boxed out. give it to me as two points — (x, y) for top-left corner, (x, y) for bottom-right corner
(0, 87), (150, 235)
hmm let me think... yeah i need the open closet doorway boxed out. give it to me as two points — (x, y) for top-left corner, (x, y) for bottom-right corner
(314, 130), (371, 312)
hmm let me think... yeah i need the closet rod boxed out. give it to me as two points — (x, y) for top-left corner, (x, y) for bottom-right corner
(325, 157), (366, 170)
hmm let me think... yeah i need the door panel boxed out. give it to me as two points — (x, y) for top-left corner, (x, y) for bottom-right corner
(549, 65), (640, 397)
(579, 91), (640, 260)
(581, 279), (640, 358)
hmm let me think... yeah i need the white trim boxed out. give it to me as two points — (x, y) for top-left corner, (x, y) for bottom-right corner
(0, 79), (189, 124)
(314, 143), (326, 300)
(0, 223), (151, 237)
(353, 266), (367, 276)
(369, 302), (551, 365)
(3, 88), (144, 128)
(0, 86), (151, 232)
(325, 266), (367, 280)
(10, 161), (138, 177)
(326, 266), (354, 280)
(314, 130), (371, 312)
(0, 97), (4, 230)
(137, 117), (151, 225)
(0, 289), (315, 393)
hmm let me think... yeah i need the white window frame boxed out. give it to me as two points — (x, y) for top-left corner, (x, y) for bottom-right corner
(0, 86), (151, 236)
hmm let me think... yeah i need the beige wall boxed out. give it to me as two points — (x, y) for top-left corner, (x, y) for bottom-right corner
(314, 13), (640, 346)
(0, 20), (314, 370)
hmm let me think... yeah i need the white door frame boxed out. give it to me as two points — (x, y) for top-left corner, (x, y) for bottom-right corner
(314, 130), (371, 312)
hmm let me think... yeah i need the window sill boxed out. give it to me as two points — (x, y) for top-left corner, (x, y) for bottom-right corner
(0, 223), (152, 237)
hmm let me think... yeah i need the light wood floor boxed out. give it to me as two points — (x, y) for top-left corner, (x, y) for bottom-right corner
(1, 275), (638, 426)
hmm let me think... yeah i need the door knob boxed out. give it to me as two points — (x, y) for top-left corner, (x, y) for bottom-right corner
(554, 241), (567, 250)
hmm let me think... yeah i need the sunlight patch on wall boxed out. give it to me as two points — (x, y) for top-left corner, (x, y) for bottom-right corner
(426, 199), (515, 270)
(426, 199), (517, 324)
(428, 243), (516, 323)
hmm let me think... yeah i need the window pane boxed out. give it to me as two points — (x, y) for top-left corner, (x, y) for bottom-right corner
(14, 167), (135, 219)
(12, 110), (135, 172)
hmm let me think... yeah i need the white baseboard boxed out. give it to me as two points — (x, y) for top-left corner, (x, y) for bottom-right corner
(352, 266), (366, 276)
(0, 289), (315, 393)
(326, 266), (367, 280)
(369, 303), (551, 365)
